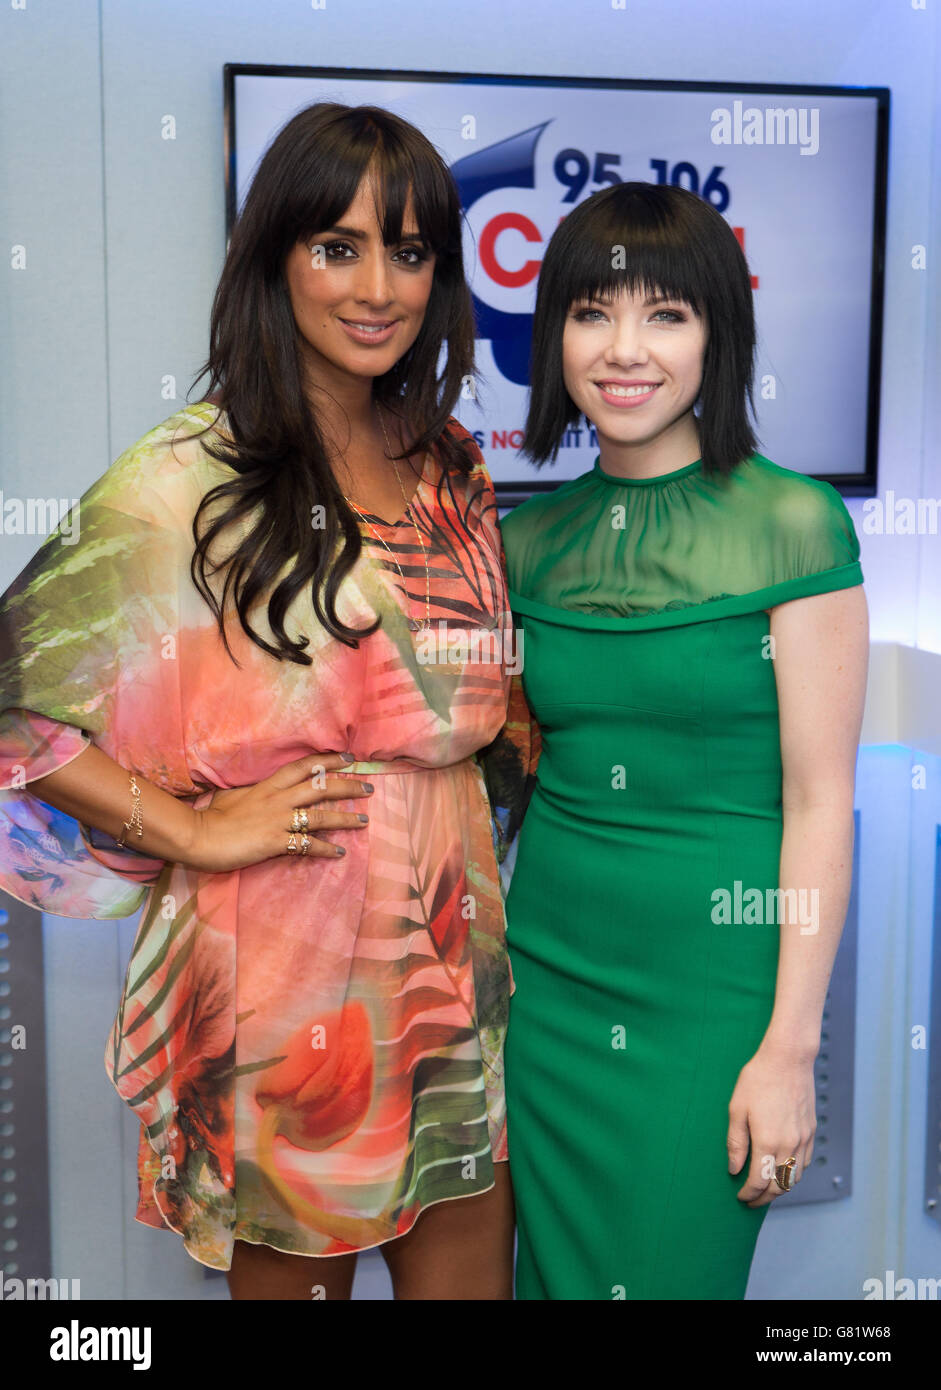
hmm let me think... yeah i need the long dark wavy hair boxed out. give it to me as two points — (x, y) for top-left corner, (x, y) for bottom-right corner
(181, 102), (478, 665)
(522, 182), (760, 477)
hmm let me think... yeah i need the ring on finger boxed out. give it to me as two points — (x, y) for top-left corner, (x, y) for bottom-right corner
(773, 1155), (799, 1192)
(291, 807), (309, 832)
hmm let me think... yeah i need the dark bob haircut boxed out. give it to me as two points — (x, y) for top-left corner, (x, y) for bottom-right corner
(522, 182), (760, 477)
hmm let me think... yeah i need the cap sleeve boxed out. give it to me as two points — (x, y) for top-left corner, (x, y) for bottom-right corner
(756, 474), (863, 606)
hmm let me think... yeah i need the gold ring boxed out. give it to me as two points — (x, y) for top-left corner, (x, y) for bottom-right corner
(291, 807), (309, 832)
(286, 833), (298, 855)
(299, 833), (310, 856)
(773, 1156), (798, 1192)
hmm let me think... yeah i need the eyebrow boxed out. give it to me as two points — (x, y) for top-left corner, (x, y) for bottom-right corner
(320, 223), (427, 243)
(585, 292), (681, 306)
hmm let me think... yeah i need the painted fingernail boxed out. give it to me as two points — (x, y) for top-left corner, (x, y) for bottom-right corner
(341, 751), (355, 763)
(362, 782), (374, 792)
(358, 813), (369, 823)
(335, 846), (346, 856)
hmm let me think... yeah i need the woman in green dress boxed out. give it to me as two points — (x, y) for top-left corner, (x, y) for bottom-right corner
(479, 182), (869, 1300)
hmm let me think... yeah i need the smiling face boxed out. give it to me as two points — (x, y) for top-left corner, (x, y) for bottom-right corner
(562, 285), (708, 471)
(284, 173), (437, 404)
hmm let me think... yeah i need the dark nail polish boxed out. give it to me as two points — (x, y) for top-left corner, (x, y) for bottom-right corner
(362, 782), (374, 792)
(358, 813), (369, 823)
(335, 846), (346, 856)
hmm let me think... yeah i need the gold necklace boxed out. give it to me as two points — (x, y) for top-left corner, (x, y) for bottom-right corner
(341, 402), (432, 634)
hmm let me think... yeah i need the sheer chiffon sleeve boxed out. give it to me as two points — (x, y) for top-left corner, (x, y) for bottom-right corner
(0, 409), (218, 917)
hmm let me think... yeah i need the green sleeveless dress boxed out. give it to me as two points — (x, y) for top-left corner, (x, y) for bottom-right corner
(480, 451), (863, 1300)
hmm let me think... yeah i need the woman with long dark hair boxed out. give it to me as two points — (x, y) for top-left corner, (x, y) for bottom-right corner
(0, 103), (515, 1299)
(480, 182), (868, 1299)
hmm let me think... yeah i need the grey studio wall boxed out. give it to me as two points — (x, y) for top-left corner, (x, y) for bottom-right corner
(1, 0), (940, 1301)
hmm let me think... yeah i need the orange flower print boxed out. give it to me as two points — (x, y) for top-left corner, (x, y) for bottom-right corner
(254, 1001), (389, 1246)
(256, 1001), (374, 1150)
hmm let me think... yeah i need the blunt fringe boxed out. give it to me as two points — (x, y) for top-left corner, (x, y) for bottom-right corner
(522, 182), (759, 477)
(178, 101), (479, 665)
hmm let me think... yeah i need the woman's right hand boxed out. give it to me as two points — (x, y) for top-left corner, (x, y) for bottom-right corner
(185, 752), (374, 873)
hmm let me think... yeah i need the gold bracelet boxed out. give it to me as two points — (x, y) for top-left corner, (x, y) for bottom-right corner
(116, 774), (143, 848)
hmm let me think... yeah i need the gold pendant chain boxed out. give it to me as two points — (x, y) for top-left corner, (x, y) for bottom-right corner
(341, 401), (432, 634)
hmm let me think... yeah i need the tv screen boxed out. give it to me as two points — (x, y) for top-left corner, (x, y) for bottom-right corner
(225, 66), (888, 499)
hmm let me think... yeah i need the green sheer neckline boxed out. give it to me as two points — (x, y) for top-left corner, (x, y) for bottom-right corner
(507, 560), (863, 631)
(592, 455), (703, 486)
(501, 451), (864, 628)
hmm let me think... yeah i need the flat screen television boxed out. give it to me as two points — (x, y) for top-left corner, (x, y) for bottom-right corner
(225, 65), (888, 500)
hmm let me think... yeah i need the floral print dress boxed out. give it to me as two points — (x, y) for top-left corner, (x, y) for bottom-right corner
(0, 402), (513, 1269)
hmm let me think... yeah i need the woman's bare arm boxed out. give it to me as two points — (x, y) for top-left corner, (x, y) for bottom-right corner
(28, 740), (373, 873)
(763, 582), (869, 1058)
(728, 582), (869, 1205)
(30, 740), (199, 863)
